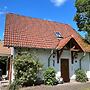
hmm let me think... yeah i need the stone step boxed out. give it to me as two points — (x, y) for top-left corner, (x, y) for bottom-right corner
(0, 80), (9, 87)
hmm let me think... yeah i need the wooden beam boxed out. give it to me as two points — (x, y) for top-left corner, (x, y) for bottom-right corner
(57, 49), (63, 63)
(70, 48), (80, 52)
(71, 51), (74, 64)
(8, 56), (13, 82)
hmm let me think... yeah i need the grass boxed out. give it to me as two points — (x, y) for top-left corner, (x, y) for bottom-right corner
(82, 88), (90, 90)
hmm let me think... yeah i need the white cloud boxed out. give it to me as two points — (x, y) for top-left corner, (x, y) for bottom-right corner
(0, 6), (8, 15)
(50, 0), (67, 7)
(4, 6), (8, 10)
(0, 11), (8, 15)
(0, 11), (5, 15)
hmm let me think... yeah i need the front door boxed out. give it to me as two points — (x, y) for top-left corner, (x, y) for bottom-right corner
(61, 59), (70, 82)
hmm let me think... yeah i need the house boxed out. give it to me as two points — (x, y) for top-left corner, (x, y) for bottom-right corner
(4, 13), (90, 82)
(0, 41), (12, 81)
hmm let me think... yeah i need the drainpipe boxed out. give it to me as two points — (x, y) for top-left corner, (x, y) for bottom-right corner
(48, 37), (61, 67)
(79, 52), (86, 69)
(48, 50), (53, 67)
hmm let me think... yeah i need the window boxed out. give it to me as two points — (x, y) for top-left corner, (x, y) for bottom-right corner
(55, 32), (63, 38)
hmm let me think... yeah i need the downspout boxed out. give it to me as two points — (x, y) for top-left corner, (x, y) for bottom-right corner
(48, 51), (53, 67)
(48, 39), (62, 67)
(48, 40), (60, 67)
(79, 52), (86, 69)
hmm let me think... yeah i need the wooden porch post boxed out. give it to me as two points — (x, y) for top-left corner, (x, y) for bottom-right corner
(8, 55), (13, 82)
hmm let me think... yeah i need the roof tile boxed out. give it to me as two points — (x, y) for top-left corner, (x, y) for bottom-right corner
(4, 13), (90, 52)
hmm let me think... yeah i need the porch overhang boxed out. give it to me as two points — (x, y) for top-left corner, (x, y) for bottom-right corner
(0, 42), (11, 57)
(0, 53), (11, 57)
(56, 36), (85, 52)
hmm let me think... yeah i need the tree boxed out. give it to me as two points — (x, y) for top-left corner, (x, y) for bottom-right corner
(74, 0), (90, 36)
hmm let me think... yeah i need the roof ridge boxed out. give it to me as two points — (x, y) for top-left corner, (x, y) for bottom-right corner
(7, 13), (70, 26)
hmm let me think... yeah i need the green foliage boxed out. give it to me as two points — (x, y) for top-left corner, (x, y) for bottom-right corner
(74, 0), (90, 34)
(44, 67), (57, 85)
(75, 68), (87, 82)
(0, 56), (7, 64)
(14, 53), (43, 86)
(9, 79), (20, 90)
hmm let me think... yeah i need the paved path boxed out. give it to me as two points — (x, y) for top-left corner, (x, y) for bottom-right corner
(21, 82), (90, 90)
(1, 81), (90, 90)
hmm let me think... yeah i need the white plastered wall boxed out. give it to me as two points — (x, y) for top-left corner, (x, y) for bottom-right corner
(70, 52), (90, 80)
(81, 53), (90, 79)
(13, 48), (90, 81)
(37, 49), (90, 80)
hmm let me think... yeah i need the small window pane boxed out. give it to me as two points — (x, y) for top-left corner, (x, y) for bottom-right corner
(55, 32), (62, 38)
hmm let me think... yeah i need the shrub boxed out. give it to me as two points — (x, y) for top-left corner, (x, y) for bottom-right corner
(44, 67), (57, 85)
(35, 77), (44, 85)
(75, 68), (87, 82)
(14, 53), (43, 86)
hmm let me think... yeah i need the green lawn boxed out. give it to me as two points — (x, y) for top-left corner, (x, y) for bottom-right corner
(82, 88), (90, 90)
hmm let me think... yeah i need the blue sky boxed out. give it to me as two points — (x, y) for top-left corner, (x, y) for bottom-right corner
(0, 0), (85, 40)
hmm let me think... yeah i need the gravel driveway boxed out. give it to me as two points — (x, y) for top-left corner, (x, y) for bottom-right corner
(20, 82), (90, 90)
(1, 81), (90, 90)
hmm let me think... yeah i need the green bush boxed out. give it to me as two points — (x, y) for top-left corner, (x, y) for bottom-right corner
(44, 67), (57, 85)
(75, 68), (87, 82)
(14, 53), (43, 86)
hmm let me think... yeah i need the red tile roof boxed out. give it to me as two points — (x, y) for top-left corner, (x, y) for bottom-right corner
(56, 36), (72, 49)
(0, 41), (11, 56)
(4, 13), (90, 52)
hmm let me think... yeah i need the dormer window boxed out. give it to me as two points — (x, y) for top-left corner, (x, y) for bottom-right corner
(55, 32), (63, 38)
